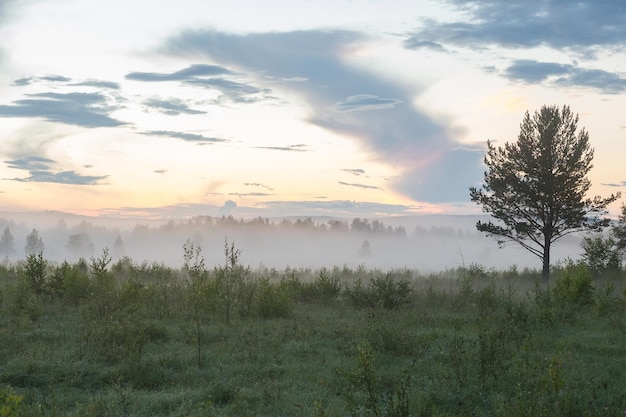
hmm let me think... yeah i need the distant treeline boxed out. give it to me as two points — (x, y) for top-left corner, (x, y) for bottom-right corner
(154, 215), (409, 237)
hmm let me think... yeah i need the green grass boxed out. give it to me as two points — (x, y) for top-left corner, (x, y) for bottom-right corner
(1, 255), (626, 416)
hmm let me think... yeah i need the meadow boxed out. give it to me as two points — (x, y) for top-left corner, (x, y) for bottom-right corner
(1, 242), (626, 416)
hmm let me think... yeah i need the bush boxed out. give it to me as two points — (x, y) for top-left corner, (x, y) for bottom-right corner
(552, 260), (594, 307)
(581, 233), (621, 276)
(255, 277), (294, 319)
(299, 268), (342, 303)
(345, 274), (413, 310)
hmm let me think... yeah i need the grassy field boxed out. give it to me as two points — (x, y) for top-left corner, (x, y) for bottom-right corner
(1, 246), (626, 416)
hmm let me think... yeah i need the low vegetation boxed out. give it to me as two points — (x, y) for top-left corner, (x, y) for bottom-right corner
(1, 242), (626, 416)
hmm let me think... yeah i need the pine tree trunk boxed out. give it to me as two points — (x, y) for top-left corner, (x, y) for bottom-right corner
(542, 241), (551, 282)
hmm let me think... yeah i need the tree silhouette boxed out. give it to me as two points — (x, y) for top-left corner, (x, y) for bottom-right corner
(470, 105), (620, 280)
(25, 228), (45, 256)
(0, 227), (15, 255)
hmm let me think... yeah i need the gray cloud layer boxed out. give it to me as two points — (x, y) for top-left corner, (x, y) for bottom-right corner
(504, 59), (626, 94)
(165, 30), (483, 203)
(407, 0), (626, 51)
(404, 0), (626, 94)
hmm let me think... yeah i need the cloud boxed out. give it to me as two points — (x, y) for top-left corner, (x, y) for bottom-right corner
(12, 75), (119, 89)
(126, 63), (270, 104)
(602, 181), (626, 188)
(143, 97), (206, 115)
(228, 192), (274, 197)
(12, 77), (34, 86)
(40, 75), (71, 83)
(256, 144), (308, 152)
(339, 181), (382, 190)
(504, 60), (571, 83)
(185, 77), (271, 103)
(165, 29), (484, 203)
(393, 148), (484, 203)
(125, 64), (233, 81)
(402, 38), (447, 52)
(154, 169), (168, 174)
(143, 130), (228, 144)
(71, 79), (121, 89)
(219, 199), (237, 216)
(553, 68), (626, 94)
(408, 1), (626, 52)
(342, 168), (365, 176)
(331, 94), (403, 112)
(4, 156), (108, 185)
(244, 182), (275, 191)
(0, 91), (125, 127)
(504, 59), (626, 93)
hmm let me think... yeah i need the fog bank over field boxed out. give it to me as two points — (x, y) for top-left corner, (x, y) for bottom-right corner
(0, 211), (584, 272)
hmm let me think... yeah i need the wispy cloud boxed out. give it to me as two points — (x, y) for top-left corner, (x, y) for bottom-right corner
(125, 64), (233, 81)
(185, 78), (271, 103)
(154, 169), (168, 174)
(12, 75), (120, 90)
(126, 63), (271, 104)
(4, 156), (108, 185)
(602, 181), (626, 188)
(331, 94), (403, 112)
(71, 79), (121, 89)
(143, 97), (206, 115)
(341, 168), (365, 176)
(40, 75), (71, 83)
(244, 182), (275, 191)
(228, 192), (274, 197)
(339, 181), (382, 190)
(0, 91), (125, 127)
(402, 38), (447, 52)
(143, 130), (228, 144)
(256, 144), (308, 152)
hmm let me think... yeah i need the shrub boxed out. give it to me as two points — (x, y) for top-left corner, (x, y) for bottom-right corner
(255, 277), (294, 319)
(0, 386), (24, 417)
(552, 260), (594, 307)
(22, 251), (47, 298)
(581, 233), (621, 276)
(345, 274), (413, 310)
(299, 268), (342, 303)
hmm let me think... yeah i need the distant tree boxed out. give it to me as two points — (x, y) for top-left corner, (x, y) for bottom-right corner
(351, 218), (371, 233)
(357, 240), (372, 258)
(66, 233), (95, 259)
(470, 105), (620, 280)
(25, 228), (45, 256)
(328, 219), (349, 232)
(112, 234), (125, 259)
(0, 227), (15, 255)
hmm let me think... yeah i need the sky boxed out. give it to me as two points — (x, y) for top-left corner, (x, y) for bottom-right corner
(0, 0), (624, 220)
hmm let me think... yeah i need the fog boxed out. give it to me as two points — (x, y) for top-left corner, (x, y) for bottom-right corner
(0, 211), (585, 273)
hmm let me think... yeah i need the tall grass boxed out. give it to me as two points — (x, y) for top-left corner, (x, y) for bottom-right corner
(1, 248), (625, 416)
